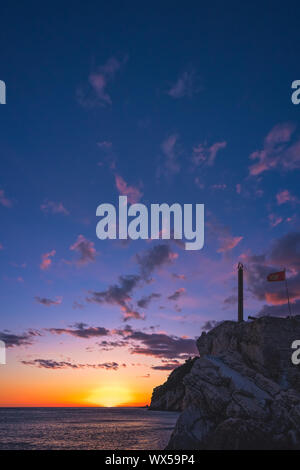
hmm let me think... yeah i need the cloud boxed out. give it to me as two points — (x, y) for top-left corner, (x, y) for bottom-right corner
(70, 235), (96, 266)
(172, 273), (186, 280)
(207, 216), (243, 254)
(268, 213), (283, 227)
(0, 330), (40, 348)
(192, 141), (227, 167)
(126, 329), (197, 359)
(249, 123), (300, 176)
(77, 56), (127, 107)
(202, 320), (222, 331)
(0, 189), (12, 208)
(35, 296), (62, 306)
(97, 339), (129, 350)
(40, 200), (69, 215)
(257, 300), (300, 318)
(86, 274), (144, 321)
(242, 232), (300, 310)
(217, 236), (243, 253)
(223, 294), (237, 309)
(276, 190), (298, 205)
(21, 359), (120, 370)
(40, 250), (56, 270)
(151, 363), (179, 371)
(44, 320), (197, 361)
(47, 323), (109, 338)
(114, 174), (143, 204)
(167, 70), (200, 99)
(168, 287), (186, 301)
(86, 244), (177, 321)
(137, 244), (178, 278)
(137, 293), (161, 309)
(159, 134), (181, 177)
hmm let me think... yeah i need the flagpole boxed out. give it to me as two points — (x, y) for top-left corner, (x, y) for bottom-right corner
(238, 262), (244, 322)
(284, 268), (292, 317)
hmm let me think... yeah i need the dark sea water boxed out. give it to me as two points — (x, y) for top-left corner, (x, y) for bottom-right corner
(0, 407), (179, 450)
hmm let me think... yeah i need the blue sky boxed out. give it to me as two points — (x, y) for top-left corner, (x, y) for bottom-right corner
(1, 1), (300, 405)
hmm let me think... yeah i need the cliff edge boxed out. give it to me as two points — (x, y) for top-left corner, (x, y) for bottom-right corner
(150, 316), (300, 449)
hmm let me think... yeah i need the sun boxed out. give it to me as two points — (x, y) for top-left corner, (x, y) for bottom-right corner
(86, 384), (133, 407)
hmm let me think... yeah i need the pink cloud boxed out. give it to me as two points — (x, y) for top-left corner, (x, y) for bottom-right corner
(276, 190), (298, 205)
(70, 235), (96, 266)
(40, 250), (56, 270)
(268, 213), (283, 227)
(78, 57), (126, 107)
(192, 141), (227, 167)
(41, 200), (69, 215)
(249, 122), (300, 176)
(265, 291), (300, 305)
(236, 183), (242, 194)
(115, 174), (143, 204)
(217, 236), (243, 253)
(167, 70), (199, 99)
(0, 189), (12, 208)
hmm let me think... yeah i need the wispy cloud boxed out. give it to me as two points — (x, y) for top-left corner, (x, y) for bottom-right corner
(86, 274), (144, 321)
(0, 330), (41, 348)
(87, 244), (177, 321)
(158, 134), (181, 177)
(168, 287), (186, 301)
(137, 293), (161, 309)
(115, 174), (143, 204)
(276, 190), (299, 205)
(137, 243), (178, 279)
(21, 359), (121, 370)
(41, 200), (69, 215)
(167, 70), (200, 99)
(40, 250), (56, 270)
(70, 235), (97, 266)
(241, 232), (300, 313)
(128, 329), (197, 359)
(207, 215), (243, 254)
(0, 189), (12, 208)
(47, 323), (109, 338)
(35, 296), (62, 306)
(77, 56), (127, 107)
(249, 122), (300, 176)
(192, 141), (227, 167)
(217, 236), (243, 253)
(268, 213), (283, 227)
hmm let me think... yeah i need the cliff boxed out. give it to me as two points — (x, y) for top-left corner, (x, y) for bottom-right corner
(150, 316), (300, 449)
(149, 357), (198, 411)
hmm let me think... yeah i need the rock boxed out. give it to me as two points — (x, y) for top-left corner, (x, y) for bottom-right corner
(151, 316), (300, 449)
(149, 357), (198, 411)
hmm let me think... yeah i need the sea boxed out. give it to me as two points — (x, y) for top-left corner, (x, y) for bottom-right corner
(0, 407), (179, 450)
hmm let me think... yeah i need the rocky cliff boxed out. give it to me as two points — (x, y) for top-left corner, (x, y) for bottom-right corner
(149, 357), (198, 411)
(150, 316), (300, 449)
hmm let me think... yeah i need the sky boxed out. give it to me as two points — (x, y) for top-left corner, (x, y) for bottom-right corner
(1, 1), (300, 407)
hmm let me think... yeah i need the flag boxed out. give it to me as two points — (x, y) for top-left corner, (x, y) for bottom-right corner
(267, 270), (286, 282)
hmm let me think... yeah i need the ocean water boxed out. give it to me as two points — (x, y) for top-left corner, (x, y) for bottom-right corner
(0, 407), (179, 450)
